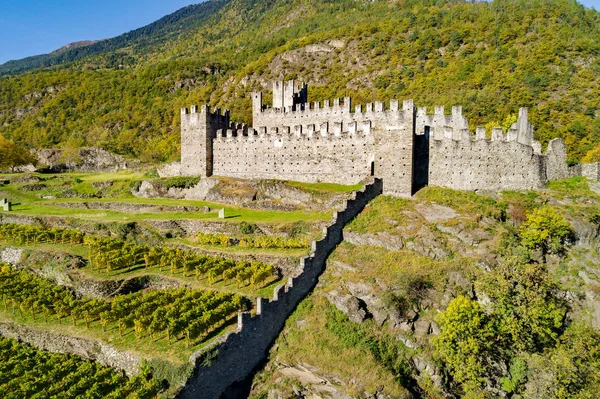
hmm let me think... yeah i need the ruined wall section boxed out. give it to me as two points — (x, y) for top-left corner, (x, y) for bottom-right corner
(272, 80), (307, 111)
(582, 163), (600, 181)
(416, 106), (535, 147)
(428, 127), (546, 191)
(545, 138), (572, 181)
(416, 105), (469, 137)
(180, 105), (232, 177)
(178, 179), (383, 399)
(212, 124), (374, 185)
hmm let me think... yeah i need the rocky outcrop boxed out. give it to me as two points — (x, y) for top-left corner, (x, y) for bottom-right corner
(157, 162), (182, 178)
(0, 322), (142, 376)
(326, 290), (369, 323)
(344, 231), (404, 251)
(277, 363), (354, 399)
(132, 177), (350, 211)
(35, 147), (131, 172)
(182, 178), (220, 200)
(0, 247), (24, 266)
(132, 180), (189, 199)
(415, 203), (458, 223)
(569, 217), (600, 250)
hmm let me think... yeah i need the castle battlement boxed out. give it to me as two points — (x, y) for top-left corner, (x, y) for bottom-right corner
(253, 83), (411, 134)
(178, 80), (596, 196)
(214, 120), (374, 142)
(257, 97), (410, 115)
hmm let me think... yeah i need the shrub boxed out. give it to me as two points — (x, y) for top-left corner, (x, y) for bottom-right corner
(163, 176), (201, 190)
(239, 222), (257, 235)
(500, 357), (528, 394)
(589, 212), (600, 227)
(520, 207), (573, 254)
(433, 296), (496, 393)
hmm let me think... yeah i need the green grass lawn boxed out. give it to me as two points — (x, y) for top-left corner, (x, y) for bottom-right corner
(0, 171), (335, 224)
(7, 202), (329, 224)
(287, 180), (363, 194)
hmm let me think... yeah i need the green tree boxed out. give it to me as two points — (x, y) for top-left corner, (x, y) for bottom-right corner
(0, 136), (35, 172)
(433, 295), (497, 394)
(524, 323), (600, 399)
(477, 259), (567, 353)
(520, 207), (572, 255)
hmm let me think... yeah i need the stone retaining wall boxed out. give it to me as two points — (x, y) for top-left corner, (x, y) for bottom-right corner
(0, 322), (142, 376)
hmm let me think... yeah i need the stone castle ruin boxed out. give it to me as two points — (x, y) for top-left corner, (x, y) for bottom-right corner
(177, 81), (600, 196)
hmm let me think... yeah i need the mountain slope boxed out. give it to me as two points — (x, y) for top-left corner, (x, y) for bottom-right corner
(250, 181), (600, 398)
(0, 0), (599, 164)
(0, 0), (231, 76)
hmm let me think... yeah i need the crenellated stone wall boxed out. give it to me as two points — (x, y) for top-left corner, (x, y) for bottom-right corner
(180, 105), (232, 177)
(179, 80), (600, 197)
(427, 134), (546, 191)
(212, 124), (374, 185)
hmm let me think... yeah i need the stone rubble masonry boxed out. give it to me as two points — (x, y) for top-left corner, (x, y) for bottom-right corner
(178, 178), (383, 399)
(179, 81), (599, 196)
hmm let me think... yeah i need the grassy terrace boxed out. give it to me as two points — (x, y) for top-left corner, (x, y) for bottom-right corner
(0, 171), (349, 224)
(0, 234), (287, 298)
(0, 185), (329, 224)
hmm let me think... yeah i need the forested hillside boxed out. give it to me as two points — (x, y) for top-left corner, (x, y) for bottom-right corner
(0, 0), (598, 164)
(0, 0), (231, 76)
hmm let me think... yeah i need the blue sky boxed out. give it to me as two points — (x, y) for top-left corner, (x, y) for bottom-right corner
(0, 1), (202, 64)
(0, 0), (599, 65)
(580, 0), (600, 8)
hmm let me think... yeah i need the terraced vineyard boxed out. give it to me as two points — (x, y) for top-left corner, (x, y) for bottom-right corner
(0, 170), (355, 395)
(0, 336), (165, 399)
(0, 266), (246, 346)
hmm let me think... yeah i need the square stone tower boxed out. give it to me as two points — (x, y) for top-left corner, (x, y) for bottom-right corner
(373, 100), (416, 197)
(180, 105), (230, 177)
(272, 80), (308, 111)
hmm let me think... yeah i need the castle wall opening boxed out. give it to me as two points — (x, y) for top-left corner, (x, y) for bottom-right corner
(412, 127), (430, 194)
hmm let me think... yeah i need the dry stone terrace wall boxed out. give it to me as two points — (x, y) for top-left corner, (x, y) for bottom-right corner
(178, 178), (383, 399)
(0, 322), (142, 376)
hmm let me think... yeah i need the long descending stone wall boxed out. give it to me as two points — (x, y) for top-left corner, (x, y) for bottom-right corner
(177, 178), (383, 399)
